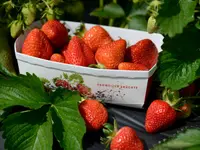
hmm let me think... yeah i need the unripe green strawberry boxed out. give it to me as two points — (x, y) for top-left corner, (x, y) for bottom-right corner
(10, 20), (23, 38)
(21, 2), (36, 26)
(147, 16), (158, 33)
(3, 1), (15, 13)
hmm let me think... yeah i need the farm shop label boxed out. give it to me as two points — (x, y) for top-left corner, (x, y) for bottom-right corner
(97, 83), (138, 89)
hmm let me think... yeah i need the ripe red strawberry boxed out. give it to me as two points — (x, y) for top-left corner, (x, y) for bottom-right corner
(62, 36), (96, 66)
(50, 53), (65, 63)
(79, 99), (108, 131)
(145, 100), (177, 133)
(41, 20), (68, 48)
(83, 25), (113, 53)
(110, 127), (144, 150)
(95, 39), (126, 69)
(126, 39), (158, 69)
(101, 120), (144, 150)
(118, 62), (148, 70)
(22, 28), (53, 59)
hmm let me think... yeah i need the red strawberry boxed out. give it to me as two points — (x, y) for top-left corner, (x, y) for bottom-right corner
(83, 25), (113, 53)
(50, 53), (65, 63)
(145, 100), (177, 133)
(79, 99), (108, 131)
(102, 120), (144, 150)
(22, 28), (53, 59)
(41, 20), (68, 48)
(62, 36), (95, 66)
(127, 39), (158, 69)
(176, 103), (192, 119)
(95, 39), (126, 69)
(110, 127), (144, 150)
(118, 62), (148, 70)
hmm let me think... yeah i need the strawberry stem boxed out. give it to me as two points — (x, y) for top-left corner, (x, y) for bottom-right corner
(99, 0), (104, 24)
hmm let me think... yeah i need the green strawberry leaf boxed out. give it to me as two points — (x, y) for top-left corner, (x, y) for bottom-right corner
(90, 3), (125, 19)
(158, 26), (200, 90)
(50, 89), (86, 150)
(0, 73), (50, 110)
(128, 2), (148, 17)
(128, 15), (147, 31)
(157, 0), (197, 37)
(151, 128), (200, 150)
(2, 105), (53, 150)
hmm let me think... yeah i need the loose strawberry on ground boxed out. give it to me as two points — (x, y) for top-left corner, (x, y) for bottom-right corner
(101, 120), (144, 150)
(22, 28), (53, 59)
(41, 20), (68, 49)
(145, 100), (177, 133)
(118, 62), (148, 70)
(110, 127), (144, 150)
(50, 53), (65, 63)
(126, 39), (158, 69)
(95, 39), (126, 69)
(62, 36), (95, 66)
(79, 99), (108, 131)
(83, 25), (113, 53)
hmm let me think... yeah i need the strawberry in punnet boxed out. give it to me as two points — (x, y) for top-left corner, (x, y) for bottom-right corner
(22, 28), (53, 59)
(126, 39), (158, 69)
(94, 39), (126, 69)
(50, 53), (65, 63)
(118, 62), (148, 70)
(79, 99), (108, 131)
(62, 36), (96, 66)
(83, 25), (113, 53)
(41, 20), (68, 48)
(101, 120), (144, 150)
(145, 100), (177, 133)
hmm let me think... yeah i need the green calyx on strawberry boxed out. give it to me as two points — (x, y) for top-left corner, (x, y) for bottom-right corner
(74, 22), (87, 38)
(101, 120), (144, 150)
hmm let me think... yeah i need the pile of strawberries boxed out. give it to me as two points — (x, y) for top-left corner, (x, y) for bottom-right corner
(22, 20), (159, 71)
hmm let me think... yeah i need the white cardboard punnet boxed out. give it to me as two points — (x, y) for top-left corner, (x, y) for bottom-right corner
(14, 20), (163, 108)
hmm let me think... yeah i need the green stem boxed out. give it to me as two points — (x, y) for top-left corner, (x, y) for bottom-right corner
(99, 0), (104, 24)
(109, 19), (114, 26)
(99, 0), (104, 7)
(42, 0), (51, 9)
(113, 0), (117, 3)
(120, 21), (127, 28)
(181, 96), (200, 100)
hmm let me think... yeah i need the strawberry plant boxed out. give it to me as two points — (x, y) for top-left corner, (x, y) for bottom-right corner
(0, 67), (86, 150)
(90, 0), (149, 30)
(0, 0), (84, 38)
